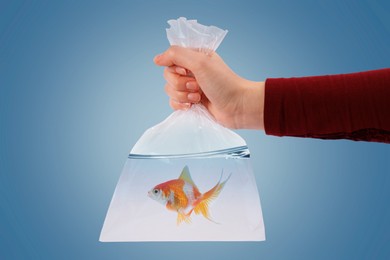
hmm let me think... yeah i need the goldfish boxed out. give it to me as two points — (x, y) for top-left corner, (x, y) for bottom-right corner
(148, 165), (231, 225)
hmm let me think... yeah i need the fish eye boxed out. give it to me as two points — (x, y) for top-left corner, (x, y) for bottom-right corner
(153, 189), (159, 194)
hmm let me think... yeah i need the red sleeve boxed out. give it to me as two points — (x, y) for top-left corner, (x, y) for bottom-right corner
(264, 68), (390, 143)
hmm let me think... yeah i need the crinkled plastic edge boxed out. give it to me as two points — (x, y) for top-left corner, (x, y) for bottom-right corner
(128, 146), (250, 159)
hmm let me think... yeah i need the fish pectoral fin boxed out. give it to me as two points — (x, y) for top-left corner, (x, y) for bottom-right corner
(177, 212), (192, 225)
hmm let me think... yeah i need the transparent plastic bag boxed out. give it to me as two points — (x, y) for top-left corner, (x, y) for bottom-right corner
(131, 103), (246, 155)
(100, 17), (265, 242)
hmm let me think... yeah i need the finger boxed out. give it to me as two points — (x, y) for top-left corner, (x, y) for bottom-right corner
(185, 80), (200, 92)
(164, 84), (191, 103)
(165, 84), (201, 103)
(186, 80), (203, 97)
(187, 92), (201, 103)
(164, 68), (196, 92)
(167, 66), (194, 77)
(166, 65), (188, 76)
(154, 46), (205, 73)
(169, 99), (191, 110)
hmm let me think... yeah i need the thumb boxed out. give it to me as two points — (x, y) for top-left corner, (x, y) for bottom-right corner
(154, 46), (203, 72)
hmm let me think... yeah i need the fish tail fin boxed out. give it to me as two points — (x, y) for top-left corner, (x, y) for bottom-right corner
(176, 211), (192, 225)
(194, 171), (232, 223)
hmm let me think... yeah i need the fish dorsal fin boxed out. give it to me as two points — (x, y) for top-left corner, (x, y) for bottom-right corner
(179, 166), (196, 186)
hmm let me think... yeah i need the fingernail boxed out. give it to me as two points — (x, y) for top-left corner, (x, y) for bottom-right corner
(183, 102), (191, 109)
(186, 81), (197, 90)
(175, 67), (187, 75)
(188, 93), (200, 102)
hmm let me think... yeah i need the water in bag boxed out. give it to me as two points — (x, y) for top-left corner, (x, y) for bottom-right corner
(100, 18), (265, 242)
(100, 146), (264, 241)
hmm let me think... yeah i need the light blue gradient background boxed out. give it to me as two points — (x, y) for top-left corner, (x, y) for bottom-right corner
(1, 0), (389, 259)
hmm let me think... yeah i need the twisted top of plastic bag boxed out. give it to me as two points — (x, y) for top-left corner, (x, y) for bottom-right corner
(131, 17), (246, 155)
(166, 17), (228, 54)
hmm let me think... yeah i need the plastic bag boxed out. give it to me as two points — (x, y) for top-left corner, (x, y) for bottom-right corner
(100, 17), (265, 242)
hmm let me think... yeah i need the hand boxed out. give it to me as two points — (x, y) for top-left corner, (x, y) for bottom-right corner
(154, 46), (265, 130)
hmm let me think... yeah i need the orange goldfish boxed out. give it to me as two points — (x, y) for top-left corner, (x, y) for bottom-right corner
(148, 166), (231, 225)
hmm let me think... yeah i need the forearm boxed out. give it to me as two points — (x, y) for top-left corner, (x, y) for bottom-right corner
(263, 68), (390, 143)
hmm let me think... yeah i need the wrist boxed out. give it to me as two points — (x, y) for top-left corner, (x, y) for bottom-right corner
(236, 80), (265, 130)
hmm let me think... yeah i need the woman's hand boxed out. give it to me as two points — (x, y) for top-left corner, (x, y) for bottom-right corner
(154, 46), (265, 129)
